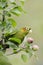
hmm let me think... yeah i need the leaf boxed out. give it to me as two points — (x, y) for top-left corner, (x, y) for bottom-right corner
(20, 0), (25, 5)
(21, 54), (28, 62)
(5, 11), (11, 17)
(0, 6), (2, 9)
(34, 54), (39, 60)
(0, 45), (2, 49)
(11, 6), (24, 16)
(4, 30), (17, 37)
(4, 32), (11, 37)
(4, 23), (12, 33)
(9, 37), (21, 44)
(17, 6), (26, 13)
(9, 0), (15, 2)
(0, 3), (3, 9)
(28, 50), (34, 57)
(8, 18), (17, 27)
(0, 22), (2, 25)
(11, 8), (21, 16)
(13, 48), (21, 54)
(6, 41), (18, 49)
(2, 21), (6, 27)
(1, 0), (6, 2)
(9, 0), (16, 5)
(17, 6), (24, 12)
(11, 2), (16, 5)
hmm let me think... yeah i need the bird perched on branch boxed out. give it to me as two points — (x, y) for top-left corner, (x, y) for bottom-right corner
(4, 27), (31, 46)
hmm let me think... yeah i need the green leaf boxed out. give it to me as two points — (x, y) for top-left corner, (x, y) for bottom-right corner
(11, 8), (21, 16)
(11, 2), (16, 5)
(9, 0), (16, 5)
(0, 6), (2, 9)
(20, 0), (25, 5)
(0, 2), (3, 9)
(9, 0), (15, 2)
(0, 45), (2, 49)
(9, 37), (21, 44)
(8, 18), (17, 27)
(28, 50), (34, 57)
(2, 21), (6, 27)
(1, 0), (6, 2)
(0, 22), (3, 30)
(5, 11), (11, 17)
(4, 32), (11, 37)
(4, 30), (17, 37)
(21, 54), (28, 62)
(4, 23), (12, 33)
(11, 6), (24, 16)
(16, 6), (24, 12)
(6, 41), (18, 49)
(13, 48), (21, 54)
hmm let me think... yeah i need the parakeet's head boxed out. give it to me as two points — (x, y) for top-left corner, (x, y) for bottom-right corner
(20, 27), (31, 35)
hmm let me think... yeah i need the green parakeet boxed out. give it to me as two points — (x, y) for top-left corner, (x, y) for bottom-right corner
(5, 27), (30, 46)
(0, 51), (12, 65)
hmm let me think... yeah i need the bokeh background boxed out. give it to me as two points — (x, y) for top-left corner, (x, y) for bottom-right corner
(7, 0), (43, 65)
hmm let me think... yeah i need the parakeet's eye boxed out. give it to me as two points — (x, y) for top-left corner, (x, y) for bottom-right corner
(29, 28), (31, 30)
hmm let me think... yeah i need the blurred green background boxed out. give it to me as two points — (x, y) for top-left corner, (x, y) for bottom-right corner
(7, 0), (43, 65)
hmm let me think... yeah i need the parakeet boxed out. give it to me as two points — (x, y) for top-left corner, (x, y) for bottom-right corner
(4, 27), (31, 46)
(0, 51), (12, 65)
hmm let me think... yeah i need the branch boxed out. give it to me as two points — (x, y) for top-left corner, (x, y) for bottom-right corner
(6, 47), (25, 56)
